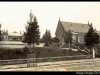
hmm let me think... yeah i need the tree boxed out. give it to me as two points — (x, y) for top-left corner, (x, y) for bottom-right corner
(23, 10), (40, 47)
(50, 37), (60, 49)
(51, 37), (60, 43)
(64, 30), (73, 48)
(41, 29), (52, 46)
(84, 23), (99, 58)
(0, 24), (2, 41)
(22, 32), (27, 43)
(0, 32), (1, 41)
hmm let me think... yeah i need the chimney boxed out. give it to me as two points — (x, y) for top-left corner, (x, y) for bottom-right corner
(20, 31), (21, 34)
(6, 30), (8, 34)
(23, 30), (24, 34)
(88, 21), (89, 25)
(59, 17), (60, 21)
(91, 23), (92, 25)
(0, 24), (1, 28)
(0, 24), (1, 31)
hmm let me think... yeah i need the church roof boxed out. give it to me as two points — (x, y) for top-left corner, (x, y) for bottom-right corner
(60, 21), (90, 33)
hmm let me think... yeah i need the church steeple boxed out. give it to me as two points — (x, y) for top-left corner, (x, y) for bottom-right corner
(59, 17), (60, 21)
(88, 21), (89, 25)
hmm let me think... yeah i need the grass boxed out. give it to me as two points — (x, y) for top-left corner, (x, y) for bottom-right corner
(31, 47), (86, 58)
(67, 65), (100, 71)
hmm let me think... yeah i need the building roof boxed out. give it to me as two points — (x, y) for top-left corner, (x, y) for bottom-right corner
(60, 21), (90, 33)
(2, 31), (23, 36)
(1, 31), (7, 35)
(0, 41), (25, 45)
(0, 41), (25, 49)
(0, 45), (25, 49)
(8, 32), (22, 36)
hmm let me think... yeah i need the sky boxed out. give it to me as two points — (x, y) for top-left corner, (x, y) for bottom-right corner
(0, 2), (100, 38)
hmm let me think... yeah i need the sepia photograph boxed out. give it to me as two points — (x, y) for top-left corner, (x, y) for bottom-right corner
(0, 2), (100, 72)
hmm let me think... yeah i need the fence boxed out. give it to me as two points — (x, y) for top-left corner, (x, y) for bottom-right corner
(27, 54), (37, 67)
(0, 59), (27, 65)
(36, 55), (92, 62)
(0, 55), (92, 65)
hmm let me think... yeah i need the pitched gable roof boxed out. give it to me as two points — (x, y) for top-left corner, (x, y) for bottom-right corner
(60, 21), (90, 33)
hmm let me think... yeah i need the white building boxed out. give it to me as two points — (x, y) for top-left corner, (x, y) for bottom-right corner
(2, 31), (23, 41)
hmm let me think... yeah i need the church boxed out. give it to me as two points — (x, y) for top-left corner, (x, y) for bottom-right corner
(55, 18), (91, 47)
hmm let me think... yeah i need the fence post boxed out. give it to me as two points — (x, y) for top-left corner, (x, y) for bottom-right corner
(33, 54), (37, 67)
(27, 54), (30, 67)
(92, 48), (95, 58)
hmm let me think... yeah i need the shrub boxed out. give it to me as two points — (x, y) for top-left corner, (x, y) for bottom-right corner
(0, 47), (87, 60)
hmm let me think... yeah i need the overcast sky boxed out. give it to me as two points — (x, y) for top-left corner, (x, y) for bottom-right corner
(0, 2), (100, 38)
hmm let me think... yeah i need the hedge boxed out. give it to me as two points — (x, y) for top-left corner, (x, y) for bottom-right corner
(0, 47), (88, 60)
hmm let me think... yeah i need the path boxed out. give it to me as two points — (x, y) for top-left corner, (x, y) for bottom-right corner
(0, 58), (100, 71)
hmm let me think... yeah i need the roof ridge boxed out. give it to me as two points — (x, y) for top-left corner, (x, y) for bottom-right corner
(60, 21), (88, 25)
(59, 20), (90, 33)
